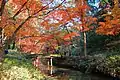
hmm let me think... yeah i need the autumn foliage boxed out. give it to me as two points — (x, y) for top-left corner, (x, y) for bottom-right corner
(96, 0), (120, 35)
(1, 0), (115, 54)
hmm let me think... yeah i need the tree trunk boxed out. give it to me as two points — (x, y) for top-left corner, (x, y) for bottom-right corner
(0, 45), (4, 62)
(0, 28), (10, 62)
(0, 28), (4, 62)
(83, 32), (87, 56)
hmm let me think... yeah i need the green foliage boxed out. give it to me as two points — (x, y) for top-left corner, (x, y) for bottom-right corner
(0, 59), (46, 80)
(0, 52), (56, 80)
(97, 55), (120, 76)
(100, 0), (114, 7)
(54, 53), (120, 76)
(101, 0), (109, 4)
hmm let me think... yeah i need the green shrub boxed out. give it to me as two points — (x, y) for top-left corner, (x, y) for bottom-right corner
(97, 55), (120, 77)
(0, 54), (56, 80)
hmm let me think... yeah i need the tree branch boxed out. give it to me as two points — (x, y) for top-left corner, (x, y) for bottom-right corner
(12, 0), (29, 19)
(0, 0), (7, 16)
(10, 0), (65, 43)
(11, 16), (32, 40)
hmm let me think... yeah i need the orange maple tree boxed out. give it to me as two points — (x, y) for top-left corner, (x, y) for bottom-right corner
(0, 0), (67, 61)
(0, 0), (97, 59)
(41, 0), (97, 56)
(96, 0), (120, 35)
